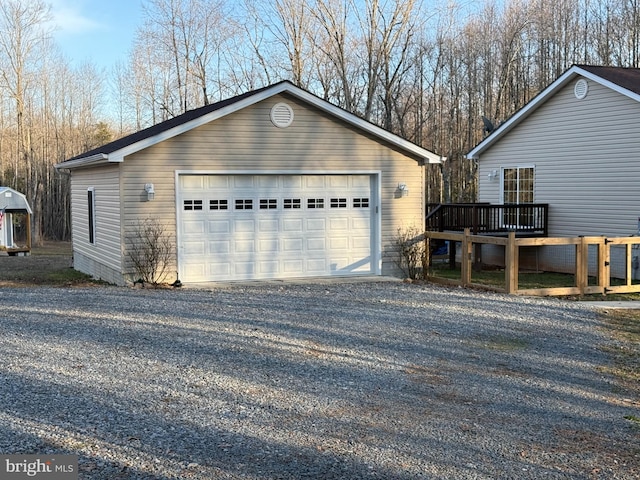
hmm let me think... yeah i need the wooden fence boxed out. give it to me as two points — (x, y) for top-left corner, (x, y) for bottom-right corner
(424, 229), (640, 296)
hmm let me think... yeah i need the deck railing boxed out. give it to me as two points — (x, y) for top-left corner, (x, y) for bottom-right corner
(426, 203), (549, 236)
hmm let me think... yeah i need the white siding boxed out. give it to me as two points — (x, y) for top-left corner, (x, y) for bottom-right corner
(121, 93), (424, 279)
(478, 75), (640, 238)
(70, 164), (123, 284)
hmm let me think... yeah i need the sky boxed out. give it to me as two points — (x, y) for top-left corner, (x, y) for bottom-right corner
(50, 0), (144, 71)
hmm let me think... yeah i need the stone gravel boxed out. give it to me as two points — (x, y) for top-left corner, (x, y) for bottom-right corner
(0, 280), (638, 479)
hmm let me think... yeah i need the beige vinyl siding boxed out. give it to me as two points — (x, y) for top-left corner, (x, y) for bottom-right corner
(70, 164), (122, 283)
(478, 76), (640, 238)
(121, 93), (424, 277)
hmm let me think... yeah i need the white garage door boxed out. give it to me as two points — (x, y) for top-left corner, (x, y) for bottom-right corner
(178, 174), (376, 282)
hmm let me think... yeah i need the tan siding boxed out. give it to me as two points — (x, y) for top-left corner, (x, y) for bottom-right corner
(121, 94), (424, 277)
(70, 164), (122, 281)
(478, 76), (640, 237)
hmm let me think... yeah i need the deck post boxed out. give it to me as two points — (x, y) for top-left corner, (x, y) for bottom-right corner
(461, 228), (472, 286)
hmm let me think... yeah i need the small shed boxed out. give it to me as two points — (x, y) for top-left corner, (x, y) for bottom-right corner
(0, 187), (32, 256)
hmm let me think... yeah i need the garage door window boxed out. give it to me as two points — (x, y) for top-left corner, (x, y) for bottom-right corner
(184, 200), (203, 210)
(331, 198), (347, 208)
(235, 199), (253, 210)
(307, 198), (324, 209)
(260, 199), (277, 209)
(354, 197), (369, 208)
(284, 198), (301, 209)
(210, 199), (228, 210)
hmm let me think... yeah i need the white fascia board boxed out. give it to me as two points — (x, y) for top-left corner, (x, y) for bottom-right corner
(54, 153), (111, 170)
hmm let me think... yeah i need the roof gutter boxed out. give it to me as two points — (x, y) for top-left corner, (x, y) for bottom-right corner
(54, 153), (114, 171)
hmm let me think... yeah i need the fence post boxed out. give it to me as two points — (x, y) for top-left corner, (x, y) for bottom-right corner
(505, 232), (518, 293)
(461, 228), (472, 286)
(576, 237), (587, 295)
(598, 237), (607, 294)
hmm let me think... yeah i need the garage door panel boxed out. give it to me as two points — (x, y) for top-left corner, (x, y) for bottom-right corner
(330, 237), (349, 250)
(234, 239), (255, 253)
(283, 219), (303, 232)
(283, 238), (303, 251)
(258, 260), (279, 274)
(258, 238), (279, 252)
(209, 240), (230, 254)
(234, 176), (255, 188)
(307, 237), (326, 250)
(234, 262), (255, 275)
(307, 258), (327, 272)
(208, 220), (230, 234)
(179, 174), (374, 282)
(183, 241), (205, 255)
(209, 263), (231, 276)
(283, 259), (304, 273)
(207, 176), (230, 188)
(184, 220), (205, 234)
(307, 218), (326, 230)
(258, 219), (279, 232)
(329, 217), (349, 231)
(234, 219), (255, 233)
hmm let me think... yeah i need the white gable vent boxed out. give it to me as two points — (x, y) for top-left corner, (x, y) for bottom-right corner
(574, 79), (589, 99)
(270, 102), (294, 128)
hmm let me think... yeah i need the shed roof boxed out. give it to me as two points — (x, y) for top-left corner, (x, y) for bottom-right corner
(467, 65), (640, 159)
(56, 81), (442, 170)
(0, 187), (32, 214)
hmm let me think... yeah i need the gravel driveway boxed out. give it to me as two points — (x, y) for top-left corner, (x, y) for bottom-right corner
(0, 281), (638, 479)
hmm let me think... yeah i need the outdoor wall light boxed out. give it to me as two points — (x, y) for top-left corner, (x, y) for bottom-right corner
(398, 183), (409, 197)
(487, 170), (498, 181)
(144, 183), (155, 201)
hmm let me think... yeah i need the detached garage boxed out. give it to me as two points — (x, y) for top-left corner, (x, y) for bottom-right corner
(56, 81), (441, 286)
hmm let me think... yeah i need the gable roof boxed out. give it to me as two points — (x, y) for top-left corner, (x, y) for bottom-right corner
(56, 81), (442, 170)
(0, 187), (32, 213)
(467, 65), (640, 159)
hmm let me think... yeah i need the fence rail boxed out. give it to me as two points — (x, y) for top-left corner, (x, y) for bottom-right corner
(425, 229), (640, 296)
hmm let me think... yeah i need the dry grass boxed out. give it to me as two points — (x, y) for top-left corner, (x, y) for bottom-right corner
(599, 309), (640, 413)
(0, 241), (94, 286)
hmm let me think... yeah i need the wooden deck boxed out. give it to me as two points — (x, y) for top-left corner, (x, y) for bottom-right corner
(426, 203), (549, 237)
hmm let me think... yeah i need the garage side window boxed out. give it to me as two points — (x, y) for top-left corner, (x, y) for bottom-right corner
(87, 187), (96, 244)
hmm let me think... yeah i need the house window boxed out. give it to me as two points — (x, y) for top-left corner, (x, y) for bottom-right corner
(235, 199), (253, 210)
(184, 200), (203, 211)
(260, 199), (277, 209)
(284, 198), (301, 209)
(87, 187), (96, 244)
(307, 198), (324, 209)
(502, 167), (535, 227)
(210, 199), (228, 210)
(353, 197), (369, 208)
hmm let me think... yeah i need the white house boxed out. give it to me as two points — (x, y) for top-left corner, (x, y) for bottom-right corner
(467, 65), (640, 277)
(55, 81), (441, 285)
